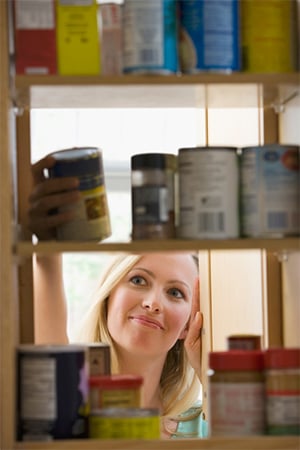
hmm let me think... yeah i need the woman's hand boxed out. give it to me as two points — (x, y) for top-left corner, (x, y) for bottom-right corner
(28, 156), (80, 240)
(184, 278), (203, 380)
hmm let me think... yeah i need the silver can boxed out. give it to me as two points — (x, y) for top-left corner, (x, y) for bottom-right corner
(240, 144), (299, 237)
(177, 147), (239, 239)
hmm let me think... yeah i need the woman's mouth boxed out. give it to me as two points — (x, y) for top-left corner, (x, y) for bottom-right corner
(129, 315), (164, 330)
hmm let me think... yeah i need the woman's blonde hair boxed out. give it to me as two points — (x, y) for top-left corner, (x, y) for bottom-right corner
(76, 252), (201, 418)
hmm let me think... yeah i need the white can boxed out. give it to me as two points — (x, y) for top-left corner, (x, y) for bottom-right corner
(177, 147), (239, 239)
(240, 144), (299, 237)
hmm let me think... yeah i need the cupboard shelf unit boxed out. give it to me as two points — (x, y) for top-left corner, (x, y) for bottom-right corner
(15, 238), (300, 255)
(13, 436), (300, 450)
(1, 0), (299, 448)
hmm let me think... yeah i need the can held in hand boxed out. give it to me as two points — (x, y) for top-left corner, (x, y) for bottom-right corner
(240, 144), (299, 237)
(123, 0), (178, 74)
(178, 147), (239, 239)
(48, 147), (111, 241)
(16, 344), (89, 441)
(178, 0), (240, 73)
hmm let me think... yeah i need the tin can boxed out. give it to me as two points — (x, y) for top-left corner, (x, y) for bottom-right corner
(98, 3), (123, 75)
(131, 153), (177, 239)
(123, 0), (178, 74)
(208, 350), (265, 436)
(227, 334), (262, 351)
(89, 374), (143, 410)
(89, 408), (160, 439)
(241, 0), (298, 73)
(178, 0), (240, 73)
(264, 348), (300, 436)
(177, 147), (239, 239)
(48, 147), (111, 241)
(88, 343), (111, 376)
(240, 144), (300, 237)
(16, 344), (89, 441)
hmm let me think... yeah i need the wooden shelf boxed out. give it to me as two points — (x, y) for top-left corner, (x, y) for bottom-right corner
(13, 72), (299, 109)
(14, 72), (300, 88)
(15, 238), (300, 256)
(14, 436), (300, 450)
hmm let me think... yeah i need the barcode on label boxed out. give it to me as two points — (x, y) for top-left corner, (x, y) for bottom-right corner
(139, 49), (160, 64)
(267, 212), (288, 229)
(197, 212), (225, 232)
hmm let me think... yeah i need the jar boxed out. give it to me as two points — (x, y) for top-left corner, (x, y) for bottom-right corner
(89, 374), (143, 410)
(131, 153), (177, 239)
(208, 350), (265, 436)
(48, 147), (111, 241)
(227, 334), (262, 351)
(264, 348), (300, 435)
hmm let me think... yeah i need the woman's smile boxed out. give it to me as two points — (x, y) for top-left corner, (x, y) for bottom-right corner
(129, 314), (165, 330)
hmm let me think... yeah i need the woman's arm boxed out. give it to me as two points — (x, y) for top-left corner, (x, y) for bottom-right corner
(28, 156), (80, 344)
(34, 254), (69, 344)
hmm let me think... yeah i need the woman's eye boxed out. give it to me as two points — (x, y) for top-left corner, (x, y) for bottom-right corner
(130, 275), (146, 286)
(168, 288), (185, 300)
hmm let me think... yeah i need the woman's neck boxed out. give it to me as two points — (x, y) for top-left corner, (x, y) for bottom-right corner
(116, 351), (166, 411)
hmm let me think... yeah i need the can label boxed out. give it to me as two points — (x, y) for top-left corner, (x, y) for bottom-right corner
(179, 0), (240, 72)
(48, 147), (111, 241)
(89, 408), (160, 439)
(240, 145), (300, 237)
(88, 344), (111, 376)
(17, 345), (89, 441)
(178, 147), (239, 239)
(241, 0), (298, 72)
(209, 382), (265, 435)
(123, 0), (178, 74)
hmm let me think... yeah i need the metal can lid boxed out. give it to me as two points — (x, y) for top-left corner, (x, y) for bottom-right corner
(89, 374), (144, 389)
(48, 147), (103, 177)
(131, 153), (173, 170)
(17, 344), (88, 353)
(178, 146), (237, 153)
(264, 348), (300, 369)
(209, 350), (265, 371)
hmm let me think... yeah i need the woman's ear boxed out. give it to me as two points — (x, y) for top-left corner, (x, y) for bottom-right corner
(179, 324), (188, 340)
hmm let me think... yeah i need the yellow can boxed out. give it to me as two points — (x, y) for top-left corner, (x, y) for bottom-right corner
(89, 408), (160, 439)
(241, 0), (298, 72)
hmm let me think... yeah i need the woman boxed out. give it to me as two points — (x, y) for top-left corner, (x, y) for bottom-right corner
(28, 156), (207, 438)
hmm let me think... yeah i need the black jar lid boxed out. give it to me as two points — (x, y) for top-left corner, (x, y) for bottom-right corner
(131, 153), (175, 170)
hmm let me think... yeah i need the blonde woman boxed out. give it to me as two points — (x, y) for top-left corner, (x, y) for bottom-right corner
(29, 156), (207, 438)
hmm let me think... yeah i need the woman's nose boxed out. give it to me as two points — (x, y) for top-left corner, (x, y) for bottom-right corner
(142, 293), (162, 313)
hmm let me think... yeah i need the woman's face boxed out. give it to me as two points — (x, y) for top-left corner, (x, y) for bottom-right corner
(107, 253), (198, 358)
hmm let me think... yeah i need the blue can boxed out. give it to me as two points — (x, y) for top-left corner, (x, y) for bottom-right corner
(179, 0), (241, 72)
(48, 147), (111, 241)
(123, 0), (178, 74)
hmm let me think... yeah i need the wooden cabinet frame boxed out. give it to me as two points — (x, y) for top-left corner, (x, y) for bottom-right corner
(1, 0), (299, 448)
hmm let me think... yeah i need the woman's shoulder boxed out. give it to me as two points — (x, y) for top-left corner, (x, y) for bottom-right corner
(170, 401), (208, 439)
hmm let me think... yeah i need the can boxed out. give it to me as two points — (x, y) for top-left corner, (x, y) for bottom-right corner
(227, 334), (262, 351)
(48, 147), (111, 241)
(178, 0), (240, 73)
(123, 0), (178, 74)
(208, 350), (265, 436)
(241, 0), (298, 73)
(240, 144), (300, 237)
(131, 153), (177, 239)
(264, 348), (300, 436)
(177, 147), (239, 239)
(16, 344), (89, 441)
(89, 374), (143, 410)
(88, 343), (111, 376)
(89, 407), (160, 439)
